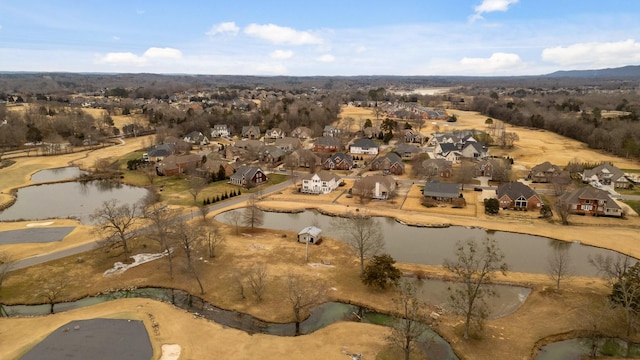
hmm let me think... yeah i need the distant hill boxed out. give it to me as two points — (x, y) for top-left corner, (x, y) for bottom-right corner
(545, 65), (640, 79)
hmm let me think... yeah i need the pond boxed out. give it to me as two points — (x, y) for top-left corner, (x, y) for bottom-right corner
(1, 287), (458, 360)
(30, 166), (88, 183)
(0, 180), (150, 224)
(214, 209), (626, 276)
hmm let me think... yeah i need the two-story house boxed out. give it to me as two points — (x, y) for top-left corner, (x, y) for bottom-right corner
(300, 170), (342, 194)
(558, 187), (623, 217)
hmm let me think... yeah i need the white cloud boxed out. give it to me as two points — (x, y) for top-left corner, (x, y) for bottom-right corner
(96, 52), (147, 66)
(112, 36), (120, 41)
(270, 49), (293, 59)
(317, 54), (335, 63)
(354, 45), (367, 54)
(206, 22), (239, 36)
(244, 23), (323, 45)
(541, 39), (640, 67)
(143, 47), (182, 59)
(97, 47), (182, 66)
(470, 0), (518, 22)
(459, 52), (524, 73)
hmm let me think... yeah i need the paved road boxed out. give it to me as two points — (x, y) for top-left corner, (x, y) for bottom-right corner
(10, 178), (294, 271)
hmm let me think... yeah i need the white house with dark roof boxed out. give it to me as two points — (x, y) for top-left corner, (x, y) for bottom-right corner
(581, 163), (631, 189)
(301, 170), (342, 194)
(211, 124), (230, 138)
(350, 138), (379, 155)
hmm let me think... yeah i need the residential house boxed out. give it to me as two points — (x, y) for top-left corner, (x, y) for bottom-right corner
(460, 142), (488, 159)
(298, 226), (322, 244)
(300, 170), (342, 194)
(210, 124), (230, 138)
(265, 128), (285, 139)
(146, 143), (176, 163)
(241, 125), (261, 139)
(274, 137), (302, 152)
(323, 125), (341, 137)
(371, 152), (405, 175)
(363, 126), (382, 139)
(352, 175), (396, 200)
(235, 139), (264, 152)
(422, 159), (453, 179)
(435, 143), (461, 163)
(403, 129), (424, 144)
(162, 136), (191, 154)
(183, 131), (210, 146)
(395, 143), (421, 159)
(290, 126), (314, 139)
(230, 165), (268, 187)
(528, 161), (564, 183)
(223, 146), (249, 162)
(558, 187), (622, 217)
(198, 159), (235, 179)
(258, 145), (285, 163)
(324, 153), (354, 170)
(289, 148), (321, 168)
(313, 136), (342, 152)
(582, 163), (632, 189)
(475, 158), (511, 182)
(157, 154), (201, 176)
(496, 182), (543, 211)
(350, 138), (379, 155)
(422, 181), (460, 202)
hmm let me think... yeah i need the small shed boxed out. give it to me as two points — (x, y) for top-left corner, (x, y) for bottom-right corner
(298, 226), (323, 244)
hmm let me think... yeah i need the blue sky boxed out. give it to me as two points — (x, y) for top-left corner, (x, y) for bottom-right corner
(1, 0), (639, 76)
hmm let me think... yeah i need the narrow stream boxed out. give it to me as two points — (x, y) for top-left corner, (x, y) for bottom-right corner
(1, 287), (459, 360)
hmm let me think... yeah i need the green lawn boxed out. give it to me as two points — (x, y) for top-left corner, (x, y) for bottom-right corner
(112, 150), (289, 207)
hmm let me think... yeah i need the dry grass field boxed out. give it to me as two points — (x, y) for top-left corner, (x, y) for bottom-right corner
(2, 105), (640, 359)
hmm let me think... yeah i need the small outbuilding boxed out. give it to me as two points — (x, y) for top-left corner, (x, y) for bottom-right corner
(298, 226), (323, 244)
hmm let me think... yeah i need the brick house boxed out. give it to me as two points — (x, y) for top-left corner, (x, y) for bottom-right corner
(496, 182), (543, 211)
(558, 187), (623, 217)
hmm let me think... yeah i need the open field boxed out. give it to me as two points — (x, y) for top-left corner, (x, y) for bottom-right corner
(2, 107), (640, 359)
(0, 213), (614, 360)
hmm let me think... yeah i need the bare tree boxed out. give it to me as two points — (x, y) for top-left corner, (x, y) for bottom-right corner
(286, 274), (328, 335)
(444, 237), (508, 340)
(555, 197), (573, 225)
(333, 211), (384, 276)
(608, 262), (640, 357)
(91, 199), (140, 260)
(233, 272), (247, 300)
(188, 176), (208, 205)
(204, 224), (225, 258)
(242, 195), (264, 231)
(387, 280), (430, 360)
(351, 180), (375, 204)
(590, 253), (635, 286)
(143, 201), (178, 278)
(174, 221), (205, 294)
(224, 210), (242, 235)
(40, 277), (69, 314)
(546, 243), (573, 291)
(247, 263), (268, 301)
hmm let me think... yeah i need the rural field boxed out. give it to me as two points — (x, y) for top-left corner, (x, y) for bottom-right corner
(1, 107), (640, 359)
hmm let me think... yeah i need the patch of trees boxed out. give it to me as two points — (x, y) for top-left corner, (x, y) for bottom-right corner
(470, 91), (640, 160)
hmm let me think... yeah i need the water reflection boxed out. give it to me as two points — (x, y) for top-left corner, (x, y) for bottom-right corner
(1, 287), (458, 359)
(0, 180), (150, 224)
(30, 167), (88, 183)
(215, 209), (627, 276)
